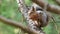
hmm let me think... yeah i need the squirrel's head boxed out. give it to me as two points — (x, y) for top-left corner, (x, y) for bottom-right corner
(28, 6), (43, 15)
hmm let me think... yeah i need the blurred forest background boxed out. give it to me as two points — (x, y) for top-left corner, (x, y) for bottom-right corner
(0, 0), (60, 34)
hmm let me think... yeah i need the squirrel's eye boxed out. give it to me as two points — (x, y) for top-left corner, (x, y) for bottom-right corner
(36, 7), (43, 11)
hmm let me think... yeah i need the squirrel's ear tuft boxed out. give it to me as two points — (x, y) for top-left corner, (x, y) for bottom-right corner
(28, 6), (36, 14)
(32, 6), (36, 12)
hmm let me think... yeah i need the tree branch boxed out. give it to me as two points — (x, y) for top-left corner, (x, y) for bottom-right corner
(0, 16), (38, 34)
(31, 0), (60, 14)
(16, 0), (45, 34)
(55, 0), (60, 5)
(16, 0), (28, 18)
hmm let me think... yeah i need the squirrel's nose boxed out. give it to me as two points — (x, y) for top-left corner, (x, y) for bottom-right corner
(39, 12), (43, 14)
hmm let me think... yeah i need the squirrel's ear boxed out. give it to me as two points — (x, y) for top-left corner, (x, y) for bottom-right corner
(28, 6), (36, 14)
(32, 6), (36, 12)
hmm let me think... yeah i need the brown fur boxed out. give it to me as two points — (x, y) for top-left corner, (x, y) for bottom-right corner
(28, 6), (49, 28)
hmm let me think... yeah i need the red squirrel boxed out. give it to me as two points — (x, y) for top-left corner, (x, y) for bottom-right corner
(28, 6), (49, 28)
(28, 3), (56, 33)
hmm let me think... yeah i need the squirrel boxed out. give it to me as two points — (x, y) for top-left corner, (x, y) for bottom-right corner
(28, 3), (56, 33)
(28, 5), (49, 28)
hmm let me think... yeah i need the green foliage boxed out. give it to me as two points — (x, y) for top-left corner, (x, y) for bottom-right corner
(0, 0), (23, 34)
(25, 0), (32, 6)
(0, 0), (60, 34)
